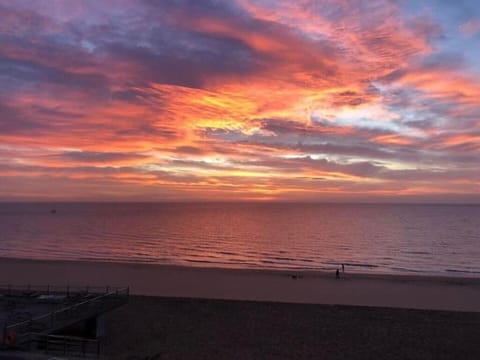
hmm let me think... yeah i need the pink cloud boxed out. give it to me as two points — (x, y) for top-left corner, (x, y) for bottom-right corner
(0, 0), (479, 201)
(460, 20), (480, 36)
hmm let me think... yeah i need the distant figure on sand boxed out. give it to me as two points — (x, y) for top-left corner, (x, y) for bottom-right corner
(336, 269), (340, 279)
(342, 264), (345, 273)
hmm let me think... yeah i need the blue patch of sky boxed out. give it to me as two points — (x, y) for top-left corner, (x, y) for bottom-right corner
(402, 0), (480, 75)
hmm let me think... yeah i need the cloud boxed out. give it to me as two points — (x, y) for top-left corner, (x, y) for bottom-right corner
(58, 151), (149, 164)
(0, 0), (479, 201)
(460, 19), (480, 36)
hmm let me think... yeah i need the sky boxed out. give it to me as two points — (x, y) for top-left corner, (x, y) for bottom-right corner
(1, 0), (480, 202)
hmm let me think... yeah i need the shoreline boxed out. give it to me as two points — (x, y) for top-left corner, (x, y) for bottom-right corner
(1, 257), (480, 312)
(0, 256), (480, 285)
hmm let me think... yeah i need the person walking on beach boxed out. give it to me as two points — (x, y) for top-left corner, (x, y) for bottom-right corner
(336, 269), (340, 279)
(342, 264), (345, 273)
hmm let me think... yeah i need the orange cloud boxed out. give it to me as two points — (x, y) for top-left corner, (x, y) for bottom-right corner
(0, 0), (479, 202)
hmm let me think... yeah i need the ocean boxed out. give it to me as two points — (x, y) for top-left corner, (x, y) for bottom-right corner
(0, 202), (479, 277)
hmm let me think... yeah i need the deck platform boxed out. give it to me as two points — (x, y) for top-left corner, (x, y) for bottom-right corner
(1, 285), (128, 357)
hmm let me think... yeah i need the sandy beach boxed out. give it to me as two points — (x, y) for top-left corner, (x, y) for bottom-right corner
(102, 295), (480, 359)
(1, 257), (479, 312)
(1, 258), (480, 359)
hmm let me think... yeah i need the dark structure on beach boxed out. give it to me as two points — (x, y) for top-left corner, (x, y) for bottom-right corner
(1, 284), (128, 358)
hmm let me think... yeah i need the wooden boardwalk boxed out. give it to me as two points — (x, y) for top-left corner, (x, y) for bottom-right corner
(1, 285), (129, 356)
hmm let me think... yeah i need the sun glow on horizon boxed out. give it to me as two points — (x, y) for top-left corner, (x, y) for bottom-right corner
(0, 0), (480, 202)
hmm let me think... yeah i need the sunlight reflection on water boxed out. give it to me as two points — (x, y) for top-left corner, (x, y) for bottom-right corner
(1, 203), (479, 276)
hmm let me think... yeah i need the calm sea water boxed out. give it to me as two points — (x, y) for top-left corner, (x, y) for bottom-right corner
(0, 203), (479, 276)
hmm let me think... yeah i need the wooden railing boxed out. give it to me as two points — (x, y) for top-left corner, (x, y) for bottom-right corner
(26, 333), (101, 358)
(0, 284), (127, 297)
(2, 286), (129, 349)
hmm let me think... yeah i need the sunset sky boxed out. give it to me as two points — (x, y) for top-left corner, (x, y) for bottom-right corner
(1, 0), (480, 202)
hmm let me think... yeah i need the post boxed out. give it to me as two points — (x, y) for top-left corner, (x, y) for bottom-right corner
(95, 314), (105, 338)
